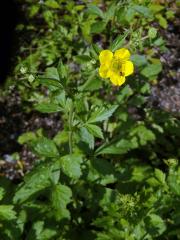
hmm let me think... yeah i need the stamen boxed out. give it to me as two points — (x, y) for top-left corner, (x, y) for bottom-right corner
(119, 71), (125, 76)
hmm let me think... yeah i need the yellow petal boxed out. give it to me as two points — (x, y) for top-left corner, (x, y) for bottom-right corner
(110, 73), (126, 86)
(99, 64), (109, 78)
(122, 61), (134, 76)
(99, 50), (113, 66)
(114, 48), (130, 61)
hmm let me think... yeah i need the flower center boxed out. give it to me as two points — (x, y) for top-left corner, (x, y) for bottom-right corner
(110, 58), (122, 72)
(110, 57), (126, 77)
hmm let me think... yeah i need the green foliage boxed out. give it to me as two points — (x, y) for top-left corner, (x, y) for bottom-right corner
(33, 137), (59, 158)
(87, 105), (118, 123)
(13, 163), (56, 203)
(141, 63), (162, 79)
(110, 31), (129, 52)
(0, 205), (16, 221)
(51, 184), (72, 220)
(59, 154), (83, 180)
(1, 0), (179, 239)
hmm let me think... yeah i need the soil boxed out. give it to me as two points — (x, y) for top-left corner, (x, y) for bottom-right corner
(0, 90), (62, 179)
(150, 16), (180, 114)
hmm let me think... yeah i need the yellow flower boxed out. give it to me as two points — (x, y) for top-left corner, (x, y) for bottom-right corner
(99, 48), (134, 86)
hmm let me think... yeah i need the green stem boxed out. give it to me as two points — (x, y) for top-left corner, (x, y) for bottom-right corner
(68, 105), (74, 154)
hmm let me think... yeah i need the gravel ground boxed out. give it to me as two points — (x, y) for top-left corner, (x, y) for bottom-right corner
(150, 15), (180, 114)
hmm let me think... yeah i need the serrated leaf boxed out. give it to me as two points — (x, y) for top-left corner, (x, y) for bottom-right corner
(0, 205), (16, 220)
(34, 103), (62, 113)
(130, 125), (155, 145)
(154, 37), (164, 47)
(99, 187), (117, 207)
(140, 83), (150, 94)
(117, 85), (133, 103)
(96, 125), (155, 155)
(59, 154), (83, 180)
(91, 21), (106, 34)
(131, 166), (152, 182)
(105, 3), (116, 22)
(145, 214), (166, 236)
(90, 43), (101, 59)
(131, 54), (148, 67)
(27, 221), (57, 240)
(87, 4), (104, 18)
(133, 5), (153, 18)
(154, 169), (166, 184)
(52, 90), (66, 107)
(51, 184), (72, 220)
(141, 63), (162, 78)
(37, 67), (63, 91)
(80, 127), (95, 149)
(45, 67), (59, 80)
(57, 60), (68, 86)
(149, 4), (164, 13)
(29, 5), (40, 17)
(45, 0), (60, 9)
(95, 137), (138, 155)
(87, 159), (117, 185)
(76, 55), (92, 63)
(13, 173), (49, 204)
(85, 123), (103, 139)
(43, 10), (54, 28)
(79, 76), (102, 92)
(156, 14), (168, 28)
(38, 77), (63, 88)
(13, 164), (57, 203)
(53, 130), (69, 145)
(34, 137), (59, 158)
(18, 132), (36, 145)
(110, 31), (129, 52)
(88, 105), (118, 123)
(125, 8), (136, 22)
